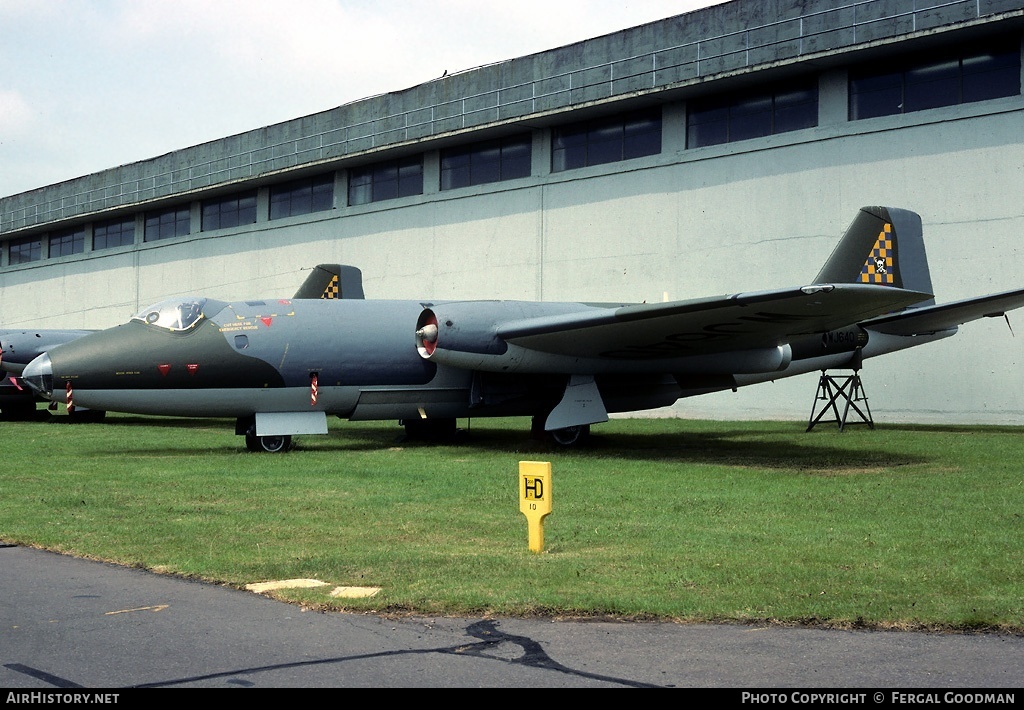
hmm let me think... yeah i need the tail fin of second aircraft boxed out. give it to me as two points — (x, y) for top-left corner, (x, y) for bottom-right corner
(814, 206), (935, 306)
(293, 264), (365, 300)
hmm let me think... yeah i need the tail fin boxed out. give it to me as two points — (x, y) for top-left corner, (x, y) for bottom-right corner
(814, 206), (935, 306)
(292, 264), (365, 300)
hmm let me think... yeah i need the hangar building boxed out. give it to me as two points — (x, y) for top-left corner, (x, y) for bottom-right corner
(2, 0), (1023, 424)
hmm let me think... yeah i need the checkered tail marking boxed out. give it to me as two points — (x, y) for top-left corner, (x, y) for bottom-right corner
(859, 223), (895, 285)
(321, 275), (340, 299)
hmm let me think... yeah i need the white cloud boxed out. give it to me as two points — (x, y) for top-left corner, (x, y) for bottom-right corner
(0, 0), (724, 196)
(0, 90), (33, 136)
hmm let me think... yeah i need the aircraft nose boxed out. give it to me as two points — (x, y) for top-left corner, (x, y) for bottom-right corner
(22, 353), (53, 398)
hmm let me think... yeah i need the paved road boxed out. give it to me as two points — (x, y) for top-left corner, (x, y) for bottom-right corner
(2, 545), (1021, 689)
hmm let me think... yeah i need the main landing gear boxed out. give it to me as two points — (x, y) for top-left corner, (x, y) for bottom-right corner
(400, 417), (458, 442)
(548, 424), (591, 447)
(530, 416), (591, 447)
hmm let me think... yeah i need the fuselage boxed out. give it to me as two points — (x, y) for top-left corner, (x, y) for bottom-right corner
(21, 295), (954, 425)
(0, 329), (93, 375)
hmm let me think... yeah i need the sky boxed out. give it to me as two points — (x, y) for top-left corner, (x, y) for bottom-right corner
(0, 0), (726, 198)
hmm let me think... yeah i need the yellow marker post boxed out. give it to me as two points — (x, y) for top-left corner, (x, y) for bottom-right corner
(519, 461), (552, 553)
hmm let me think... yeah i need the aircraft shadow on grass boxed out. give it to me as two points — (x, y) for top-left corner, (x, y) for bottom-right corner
(41, 415), (930, 470)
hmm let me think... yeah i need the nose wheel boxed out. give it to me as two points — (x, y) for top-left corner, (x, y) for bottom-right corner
(245, 432), (293, 453)
(238, 416), (294, 453)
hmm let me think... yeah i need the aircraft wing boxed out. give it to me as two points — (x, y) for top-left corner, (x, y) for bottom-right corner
(498, 284), (932, 359)
(860, 287), (1024, 335)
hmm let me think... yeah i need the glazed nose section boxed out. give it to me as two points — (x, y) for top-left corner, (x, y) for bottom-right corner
(22, 353), (53, 398)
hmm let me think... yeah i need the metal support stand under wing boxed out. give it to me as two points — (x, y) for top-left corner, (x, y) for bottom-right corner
(807, 369), (874, 432)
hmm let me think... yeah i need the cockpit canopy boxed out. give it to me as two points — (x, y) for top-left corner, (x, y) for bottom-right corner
(131, 297), (224, 332)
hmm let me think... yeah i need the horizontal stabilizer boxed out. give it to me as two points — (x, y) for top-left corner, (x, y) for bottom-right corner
(861, 287), (1024, 335)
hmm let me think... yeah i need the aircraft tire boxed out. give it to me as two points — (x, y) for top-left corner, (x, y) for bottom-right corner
(549, 424), (590, 447)
(0, 400), (37, 421)
(401, 417), (457, 442)
(245, 433), (292, 453)
(67, 409), (107, 424)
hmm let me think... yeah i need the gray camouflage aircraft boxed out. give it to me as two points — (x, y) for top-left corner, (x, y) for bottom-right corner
(21, 207), (1024, 451)
(1, 328), (94, 419)
(0, 268), (362, 422)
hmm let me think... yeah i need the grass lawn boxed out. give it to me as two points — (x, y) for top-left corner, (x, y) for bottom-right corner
(2, 413), (1021, 631)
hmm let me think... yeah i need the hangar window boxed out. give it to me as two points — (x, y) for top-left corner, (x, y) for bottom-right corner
(145, 207), (190, 242)
(94, 218), (135, 250)
(687, 80), (818, 148)
(201, 192), (257, 231)
(440, 134), (531, 190)
(8, 236), (42, 264)
(348, 156), (423, 206)
(551, 109), (661, 172)
(270, 174), (335, 220)
(849, 42), (1021, 120)
(49, 227), (85, 258)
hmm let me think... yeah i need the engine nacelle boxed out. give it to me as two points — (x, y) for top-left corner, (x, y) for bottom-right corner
(415, 306), (509, 361)
(415, 305), (795, 375)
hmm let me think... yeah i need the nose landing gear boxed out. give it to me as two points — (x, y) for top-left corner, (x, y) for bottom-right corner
(237, 416), (293, 453)
(245, 432), (293, 453)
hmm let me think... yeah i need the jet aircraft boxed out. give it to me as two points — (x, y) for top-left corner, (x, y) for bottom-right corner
(1, 265), (361, 422)
(1, 328), (94, 419)
(21, 207), (1024, 451)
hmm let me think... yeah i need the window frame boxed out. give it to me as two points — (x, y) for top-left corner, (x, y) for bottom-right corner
(201, 191), (257, 232)
(48, 227), (86, 258)
(348, 156), (424, 206)
(440, 134), (532, 191)
(8, 236), (42, 264)
(145, 206), (191, 242)
(269, 173), (335, 220)
(686, 79), (819, 149)
(849, 42), (1021, 121)
(551, 109), (662, 173)
(93, 217), (136, 251)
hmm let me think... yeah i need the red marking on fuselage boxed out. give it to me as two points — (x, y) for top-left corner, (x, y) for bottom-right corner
(158, 364), (171, 376)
